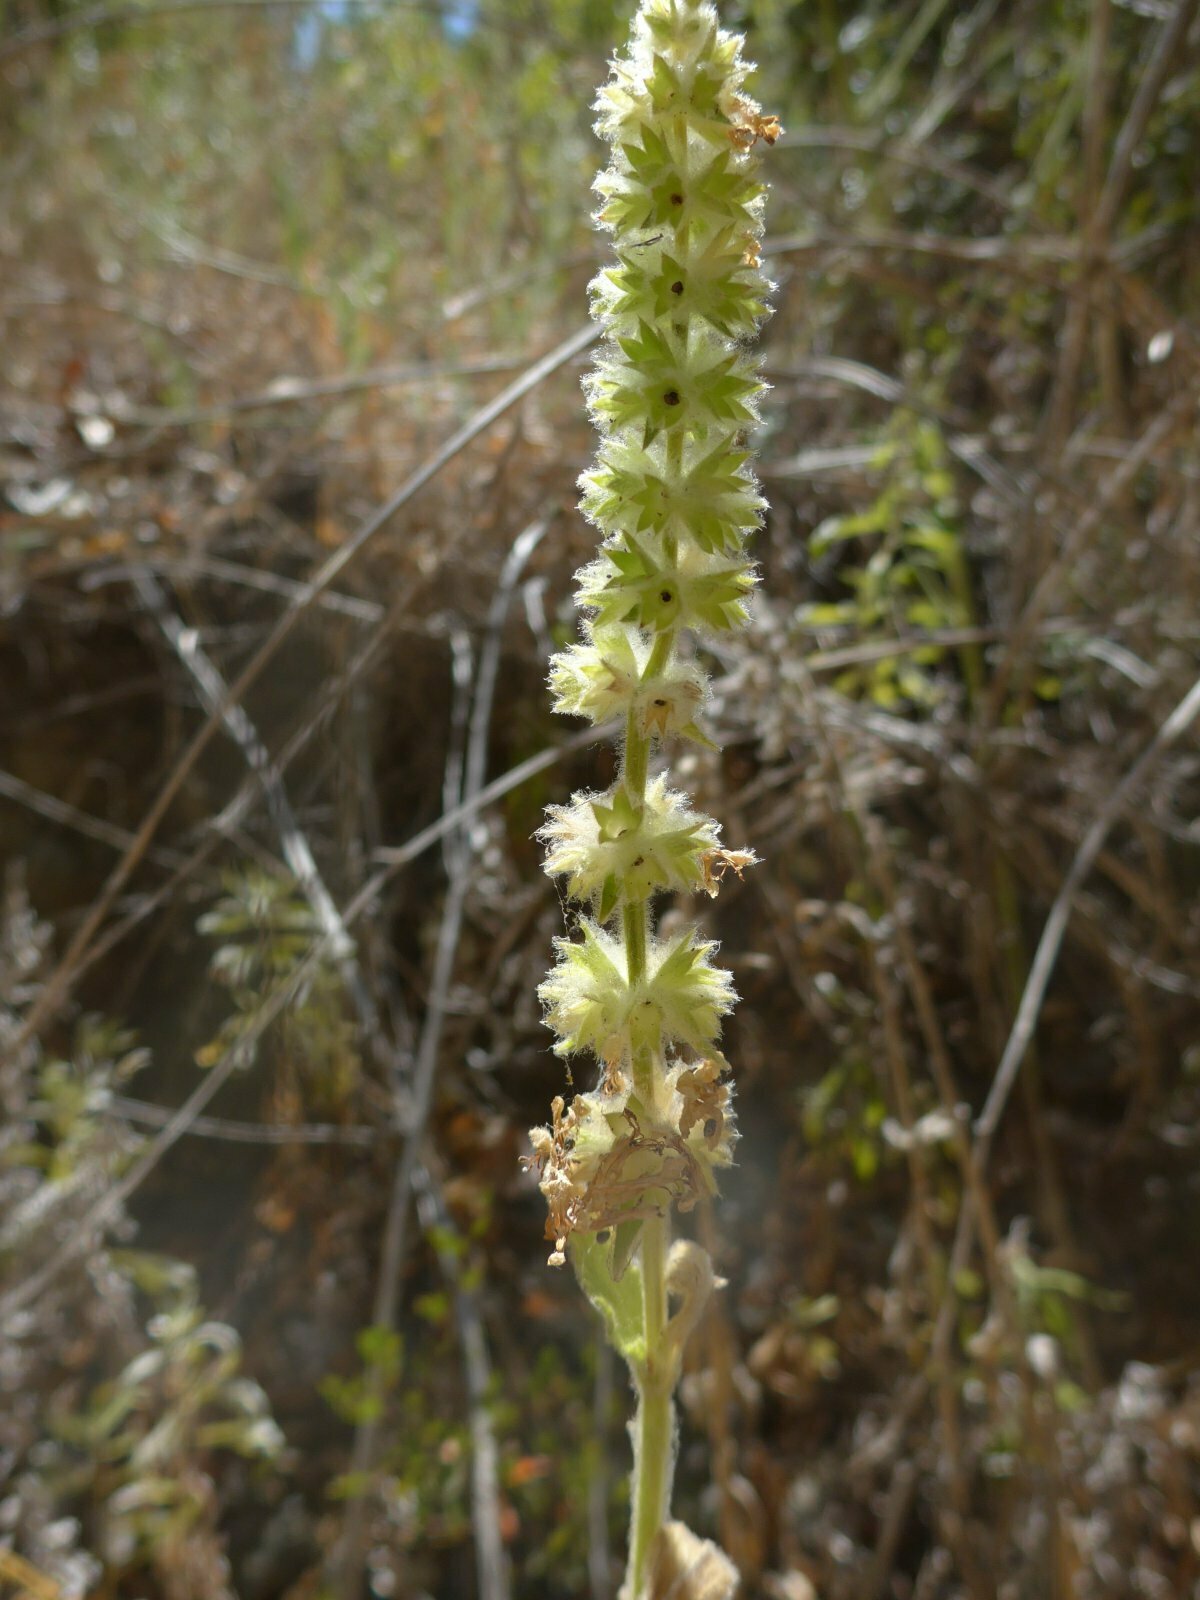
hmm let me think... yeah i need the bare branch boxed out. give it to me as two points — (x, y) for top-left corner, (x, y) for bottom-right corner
(14, 320), (598, 1057)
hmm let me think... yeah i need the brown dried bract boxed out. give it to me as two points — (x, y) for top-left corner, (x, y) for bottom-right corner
(600, 1037), (630, 1096)
(528, 1090), (714, 1266)
(676, 1053), (734, 1151)
(726, 96), (783, 152)
(699, 846), (759, 897)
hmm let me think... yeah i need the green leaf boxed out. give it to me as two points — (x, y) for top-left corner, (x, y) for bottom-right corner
(906, 524), (960, 562)
(570, 1230), (645, 1368)
(328, 1470), (377, 1500)
(356, 1325), (404, 1379)
(797, 602), (855, 629)
(415, 1291), (451, 1325)
(610, 1217), (643, 1283)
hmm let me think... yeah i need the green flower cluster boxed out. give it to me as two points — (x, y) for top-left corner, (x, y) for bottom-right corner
(532, 0), (775, 1267)
(540, 919), (735, 1061)
(579, 1), (773, 597)
(541, 777), (720, 918)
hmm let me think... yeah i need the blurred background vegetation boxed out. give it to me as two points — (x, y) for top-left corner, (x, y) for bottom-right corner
(2, 1), (1199, 1597)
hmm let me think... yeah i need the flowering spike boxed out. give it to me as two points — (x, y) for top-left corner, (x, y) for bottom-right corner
(527, 4), (778, 1594)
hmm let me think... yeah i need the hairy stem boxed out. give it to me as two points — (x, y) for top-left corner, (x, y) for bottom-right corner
(624, 713), (650, 803)
(623, 651), (674, 1598)
(628, 1212), (672, 1599)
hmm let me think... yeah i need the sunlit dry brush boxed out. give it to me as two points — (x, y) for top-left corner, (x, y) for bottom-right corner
(524, 3), (779, 1596)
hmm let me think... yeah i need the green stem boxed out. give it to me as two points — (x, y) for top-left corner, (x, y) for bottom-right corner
(620, 627), (677, 1595)
(644, 628), (674, 681)
(624, 900), (653, 1105)
(623, 631), (672, 805)
(624, 711), (649, 803)
(626, 1212), (672, 1600)
(624, 900), (648, 979)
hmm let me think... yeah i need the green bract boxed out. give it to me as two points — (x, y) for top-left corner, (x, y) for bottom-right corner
(528, 3), (776, 1595)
